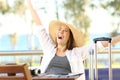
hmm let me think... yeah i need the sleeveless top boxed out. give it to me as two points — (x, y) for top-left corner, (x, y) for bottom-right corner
(45, 55), (71, 75)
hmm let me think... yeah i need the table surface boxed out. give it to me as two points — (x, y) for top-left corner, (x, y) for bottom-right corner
(32, 73), (81, 80)
(32, 77), (75, 80)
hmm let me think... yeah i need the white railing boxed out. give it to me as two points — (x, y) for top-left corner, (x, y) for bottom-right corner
(0, 48), (120, 56)
(0, 50), (43, 56)
(0, 48), (120, 66)
(0, 50), (43, 65)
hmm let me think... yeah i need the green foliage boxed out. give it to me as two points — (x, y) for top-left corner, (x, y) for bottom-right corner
(89, 0), (120, 16)
(0, 0), (26, 15)
(0, 0), (10, 14)
(99, 0), (120, 36)
(63, 0), (91, 44)
(100, 0), (120, 16)
(90, 0), (120, 36)
(12, 0), (26, 15)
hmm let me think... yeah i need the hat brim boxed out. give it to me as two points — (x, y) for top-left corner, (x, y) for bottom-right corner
(49, 20), (84, 47)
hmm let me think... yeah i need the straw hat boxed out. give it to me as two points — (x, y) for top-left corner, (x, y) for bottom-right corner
(49, 20), (84, 47)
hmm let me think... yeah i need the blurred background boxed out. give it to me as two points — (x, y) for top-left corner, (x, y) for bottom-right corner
(0, 0), (120, 69)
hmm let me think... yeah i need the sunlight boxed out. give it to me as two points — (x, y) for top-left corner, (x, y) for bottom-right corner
(87, 8), (113, 34)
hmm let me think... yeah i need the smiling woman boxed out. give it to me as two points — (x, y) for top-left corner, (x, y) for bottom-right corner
(27, 0), (120, 80)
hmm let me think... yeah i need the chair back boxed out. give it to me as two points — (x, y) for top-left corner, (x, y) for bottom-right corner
(0, 64), (32, 80)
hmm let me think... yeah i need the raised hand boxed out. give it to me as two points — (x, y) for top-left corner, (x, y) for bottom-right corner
(27, 0), (42, 26)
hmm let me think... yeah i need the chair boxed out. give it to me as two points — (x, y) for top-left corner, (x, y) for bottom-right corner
(0, 64), (32, 80)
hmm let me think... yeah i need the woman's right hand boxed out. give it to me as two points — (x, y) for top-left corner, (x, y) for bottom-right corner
(27, 0), (42, 26)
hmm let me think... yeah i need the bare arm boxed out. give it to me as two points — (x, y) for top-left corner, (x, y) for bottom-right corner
(27, 0), (42, 26)
(101, 35), (120, 47)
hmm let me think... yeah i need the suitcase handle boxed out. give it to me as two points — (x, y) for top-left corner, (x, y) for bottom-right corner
(93, 37), (112, 43)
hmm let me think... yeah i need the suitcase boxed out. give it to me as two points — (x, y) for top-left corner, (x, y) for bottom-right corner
(89, 37), (112, 80)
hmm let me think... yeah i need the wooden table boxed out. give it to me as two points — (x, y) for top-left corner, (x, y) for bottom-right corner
(32, 77), (75, 80)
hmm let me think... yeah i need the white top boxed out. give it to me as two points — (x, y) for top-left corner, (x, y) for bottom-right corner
(36, 26), (104, 80)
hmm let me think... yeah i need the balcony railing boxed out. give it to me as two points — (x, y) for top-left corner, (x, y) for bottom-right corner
(0, 48), (120, 67)
(0, 48), (120, 56)
(0, 50), (43, 56)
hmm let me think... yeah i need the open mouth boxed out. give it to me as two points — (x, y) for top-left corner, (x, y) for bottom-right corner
(58, 36), (62, 39)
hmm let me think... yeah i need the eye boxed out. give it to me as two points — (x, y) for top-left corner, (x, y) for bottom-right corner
(64, 29), (69, 32)
(58, 27), (61, 31)
(64, 28), (69, 32)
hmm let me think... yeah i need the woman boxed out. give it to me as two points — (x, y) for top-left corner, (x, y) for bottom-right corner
(27, 0), (120, 80)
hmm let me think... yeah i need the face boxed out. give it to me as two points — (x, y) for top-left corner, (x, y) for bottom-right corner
(56, 25), (70, 46)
